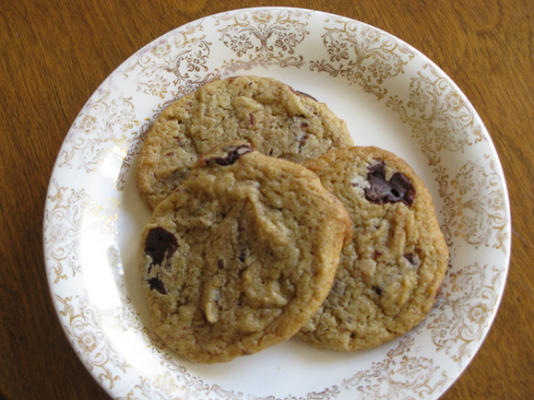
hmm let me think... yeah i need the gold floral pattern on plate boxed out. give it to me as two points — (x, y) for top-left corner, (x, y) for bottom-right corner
(44, 179), (120, 283)
(343, 334), (449, 399)
(43, 180), (86, 283)
(445, 158), (509, 251)
(43, 7), (511, 400)
(310, 18), (415, 99)
(57, 88), (139, 173)
(116, 119), (153, 192)
(386, 64), (486, 157)
(55, 295), (129, 390)
(122, 20), (220, 100)
(426, 262), (503, 363)
(216, 9), (311, 72)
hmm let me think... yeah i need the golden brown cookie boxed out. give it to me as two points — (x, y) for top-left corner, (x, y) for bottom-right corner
(136, 75), (353, 208)
(140, 142), (352, 363)
(298, 146), (449, 351)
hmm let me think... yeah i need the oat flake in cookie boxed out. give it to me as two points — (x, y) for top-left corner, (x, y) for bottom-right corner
(298, 146), (449, 351)
(136, 75), (353, 209)
(139, 142), (352, 363)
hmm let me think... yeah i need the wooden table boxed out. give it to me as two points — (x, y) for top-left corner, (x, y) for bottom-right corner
(1, 1), (532, 398)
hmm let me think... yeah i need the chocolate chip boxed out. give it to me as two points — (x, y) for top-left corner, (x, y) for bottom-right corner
(147, 277), (167, 294)
(145, 227), (178, 266)
(238, 248), (246, 262)
(204, 144), (254, 166)
(218, 259), (224, 269)
(364, 161), (415, 206)
(372, 285), (383, 295)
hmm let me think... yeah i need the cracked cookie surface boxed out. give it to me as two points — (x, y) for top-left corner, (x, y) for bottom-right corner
(136, 75), (353, 208)
(140, 143), (352, 363)
(298, 146), (449, 351)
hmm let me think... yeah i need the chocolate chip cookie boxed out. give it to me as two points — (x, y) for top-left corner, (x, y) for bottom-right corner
(298, 146), (448, 351)
(136, 75), (353, 208)
(140, 142), (352, 363)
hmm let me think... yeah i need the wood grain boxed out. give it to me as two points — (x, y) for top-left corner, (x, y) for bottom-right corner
(0, 0), (532, 398)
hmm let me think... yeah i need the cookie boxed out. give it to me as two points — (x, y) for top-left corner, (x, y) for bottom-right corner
(298, 146), (448, 351)
(136, 75), (353, 208)
(140, 142), (352, 363)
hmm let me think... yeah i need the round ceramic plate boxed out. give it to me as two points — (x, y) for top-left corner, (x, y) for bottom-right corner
(43, 7), (511, 400)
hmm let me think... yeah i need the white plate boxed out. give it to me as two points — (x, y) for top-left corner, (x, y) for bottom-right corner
(43, 7), (511, 399)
